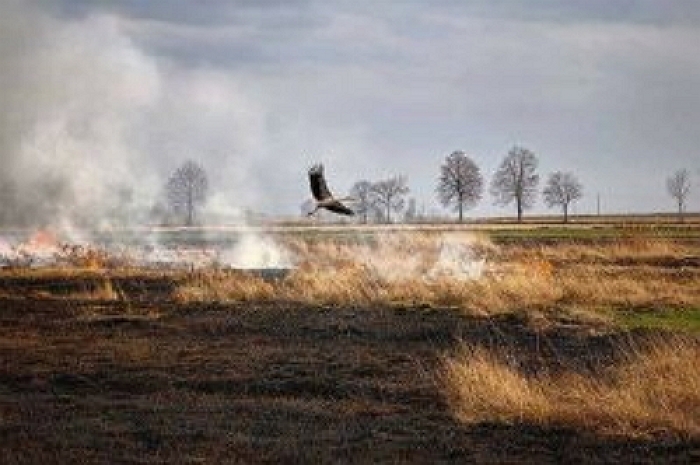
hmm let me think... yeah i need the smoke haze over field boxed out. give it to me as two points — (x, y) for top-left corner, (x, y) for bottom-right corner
(1, 0), (700, 226)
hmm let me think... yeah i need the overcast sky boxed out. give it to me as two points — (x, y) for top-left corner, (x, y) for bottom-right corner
(2, 0), (699, 223)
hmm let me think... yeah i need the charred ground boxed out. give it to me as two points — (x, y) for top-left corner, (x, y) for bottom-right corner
(1, 274), (698, 464)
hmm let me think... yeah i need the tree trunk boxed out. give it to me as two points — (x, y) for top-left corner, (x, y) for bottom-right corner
(516, 197), (523, 223)
(458, 202), (463, 223)
(679, 200), (685, 224)
(563, 203), (568, 223)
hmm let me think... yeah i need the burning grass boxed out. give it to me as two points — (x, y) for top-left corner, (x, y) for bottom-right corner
(2, 229), (699, 328)
(441, 336), (700, 439)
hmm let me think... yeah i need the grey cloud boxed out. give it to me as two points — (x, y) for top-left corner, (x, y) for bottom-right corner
(40, 0), (319, 27)
(41, 0), (700, 27)
(393, 0), (700, 26)
(2, 0), (699, 224)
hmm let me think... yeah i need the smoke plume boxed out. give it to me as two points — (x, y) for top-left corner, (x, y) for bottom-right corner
(1, 4), (151, 227)
(0, 1), (275, 231)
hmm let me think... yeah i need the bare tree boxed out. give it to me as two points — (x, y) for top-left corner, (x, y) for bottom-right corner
(371, 176), (409, 223)
(542, 171), (583, 223)
(166, 160), (209, 226)
(490, 146), (539, 222)
(437, 151), (483, 223)
(349, 180), (375, 224)
(667, 169), (691, 223)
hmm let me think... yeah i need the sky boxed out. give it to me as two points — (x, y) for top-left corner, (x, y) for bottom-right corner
(1, 0), (699, 225)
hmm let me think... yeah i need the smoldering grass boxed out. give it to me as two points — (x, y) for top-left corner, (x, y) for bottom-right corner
(173, 232), (700, 315)
(5, 231), (699, 319)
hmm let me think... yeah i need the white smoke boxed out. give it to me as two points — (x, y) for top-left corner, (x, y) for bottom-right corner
(357, 233), (489, 282)
(219, 233), (294, 269)
(0, 5), (272, 230)
(426, 236), (487, 280)
(0, 238), (16, 266)
(358, 235), (425, 281)
(0, 3), (382, 272)
(3, 11), (162, 227)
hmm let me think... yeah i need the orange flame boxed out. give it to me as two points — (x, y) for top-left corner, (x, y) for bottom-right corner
(26, 230), (59, 249)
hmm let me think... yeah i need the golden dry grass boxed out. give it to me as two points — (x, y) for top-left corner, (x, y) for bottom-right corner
(441, 337), (700, 439)
(4, 230), (698, 318)
(174, 232), (700, 317)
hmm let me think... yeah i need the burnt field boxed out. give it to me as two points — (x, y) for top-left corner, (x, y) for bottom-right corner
(1, 229), (699, 463)
(0, 288), (697, 464)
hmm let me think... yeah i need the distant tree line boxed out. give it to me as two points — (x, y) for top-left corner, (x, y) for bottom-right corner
(84, 151), (700, 228)
(325, 146), (577, 224)
(1, 148), (691, 230)
(322, 145), (695, 225)
(122, 154), (699, 226)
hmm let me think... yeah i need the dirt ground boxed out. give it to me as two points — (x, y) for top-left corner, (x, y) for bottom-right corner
(1, 274), (699, 464)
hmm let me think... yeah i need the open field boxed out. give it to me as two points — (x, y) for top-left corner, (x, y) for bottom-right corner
(1, 226), (699, 463)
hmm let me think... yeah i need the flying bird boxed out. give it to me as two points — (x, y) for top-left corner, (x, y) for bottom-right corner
(307, 164), (355, 216)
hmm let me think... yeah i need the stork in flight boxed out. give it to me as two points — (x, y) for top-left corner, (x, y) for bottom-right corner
(307, 164), (355, 216)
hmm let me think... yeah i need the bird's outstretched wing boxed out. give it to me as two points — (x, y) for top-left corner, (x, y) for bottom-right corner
(309, 164), (333, 201)
(325, 200), (355, 216)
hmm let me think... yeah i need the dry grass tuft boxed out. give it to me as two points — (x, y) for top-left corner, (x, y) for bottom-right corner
(442, 346), (551, 423)
(442, 338), (700, 438)
(174, 270), (276, 302)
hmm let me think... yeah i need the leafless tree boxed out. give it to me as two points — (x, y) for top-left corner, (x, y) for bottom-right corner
(349, 180), (375, 224)
(371, 176), (409, 223)
(667, 169), (691, 223)
(437, 151), (483, 223)
(542, 171), (583, 223)
(166, 160), (209, 226)
(490, 146), (539, 222)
